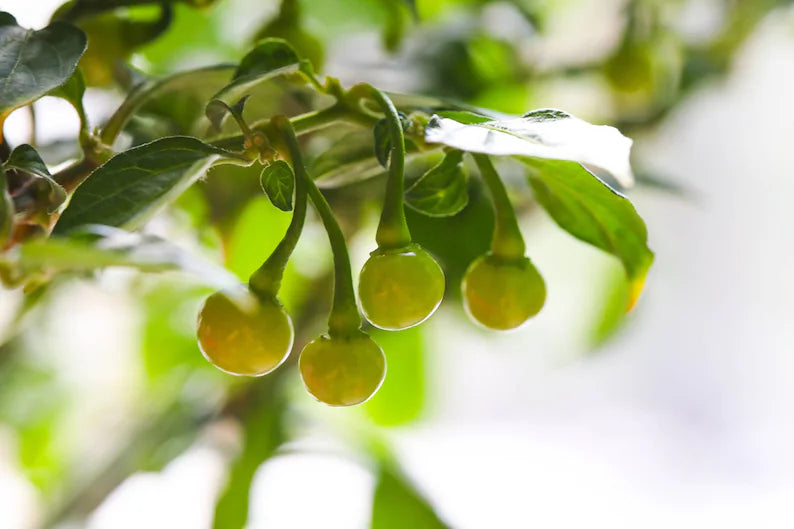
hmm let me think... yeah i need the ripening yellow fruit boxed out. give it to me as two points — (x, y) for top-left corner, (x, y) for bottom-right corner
(358, 245), (445, 330)
(299, 333), (386, 406)
(197, 288), (293, 376)
(462, 254), (545, 330)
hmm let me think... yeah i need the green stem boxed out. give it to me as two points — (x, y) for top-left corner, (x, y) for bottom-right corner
(472, 154), (526, 261)
(248, 117), (308, 299)
(298, 156), (362, 337)
(352, 84), (411, 249)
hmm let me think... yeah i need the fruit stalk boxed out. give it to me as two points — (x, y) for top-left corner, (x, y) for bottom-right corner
(248, 116), (308, 299)
(471, 153), (526, 261)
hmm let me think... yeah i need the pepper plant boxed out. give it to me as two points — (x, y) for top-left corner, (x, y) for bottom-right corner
(0, 0), (776, 525)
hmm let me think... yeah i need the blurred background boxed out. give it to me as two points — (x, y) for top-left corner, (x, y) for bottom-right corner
(1, 0), (794, 527)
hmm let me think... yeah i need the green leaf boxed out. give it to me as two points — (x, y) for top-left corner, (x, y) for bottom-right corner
(524, 158), (653, 310)
(425, 108), (635, 188)
(0, 225), (239, 288)
(206, 39), (305, 129)
(4, 144), (66, 212)
(405, 150), (468, 217)
(54, 136), (243, 234)
(371, 465), (449, 529)
(0, 13), (87, 115)
(260, 160), (295, 212)
(312, 130), (385, 187)
(206, 96), (249, 134)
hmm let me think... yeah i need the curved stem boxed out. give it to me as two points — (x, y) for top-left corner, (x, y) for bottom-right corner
(248, 117), (308, 300)
(298, 157), (362, 337)
(472, 154), (526, 261)
(352, 84), (411, 250)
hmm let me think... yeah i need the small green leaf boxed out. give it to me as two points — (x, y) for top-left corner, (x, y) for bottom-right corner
(435, 110), (492, 124)
(0, 13), (87, 114)
(4, 144), (66, 212)
(425, 109), (635, 188)
(206, 39), (304, 129)
(524, 158), (653, 310)
(371, 465), (449, 529)
(54, 136), (242, 234)
(260, 160), (295, 212)
(206, 96), (250, 134)
(405, 150), (468, 217)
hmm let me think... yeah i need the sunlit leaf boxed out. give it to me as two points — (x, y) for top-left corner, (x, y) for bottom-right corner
(425, 109), (635, 188)
(405, 150), (468, 217)
(0, 225), (239, 288)
(365, 326), (425, 426)
(0, 12), (86, 114)
(524, 159), (653, 310)
(260, 160), (295, 212)
(206, 39), (307, 129)
(54, 136), (246, 234)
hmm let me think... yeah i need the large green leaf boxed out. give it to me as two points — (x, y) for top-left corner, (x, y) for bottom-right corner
(371, 465), (449, 529)
(54, 136), (244, 234)
(0, 13), (87, 115)
(425, 108), (635, 188)
(524, 159), (653, 309)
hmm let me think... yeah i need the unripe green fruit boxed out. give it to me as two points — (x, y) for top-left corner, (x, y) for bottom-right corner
(197, 289), (293, 376)
(462, 254), (546, 330)
(358, 245), (445, 330)
(299, 333), (386, 406)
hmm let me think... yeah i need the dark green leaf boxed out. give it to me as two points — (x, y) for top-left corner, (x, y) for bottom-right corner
(425, 109), (635, 188)
(0, 13), (87, 114)
(206, 39), (304, 129)
(371, 465), (449, 529)
(405, 150), (468, 217)
(4, 144), (66, 212)
(54, 136), (242, 234)
(260, 160), (294, 211)
(524, 158), (653, 310)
